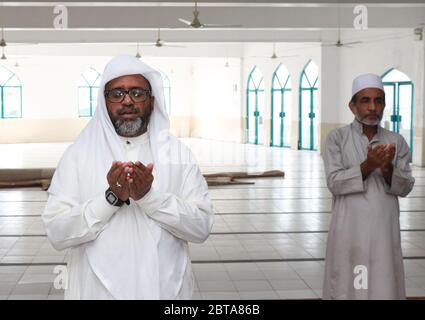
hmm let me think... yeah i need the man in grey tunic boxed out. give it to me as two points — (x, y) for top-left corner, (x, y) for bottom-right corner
(322, 73), (415, 299)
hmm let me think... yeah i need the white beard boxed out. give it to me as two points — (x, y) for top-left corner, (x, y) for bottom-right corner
(114, 117), (144, 137)
(355, 114), (381, 126)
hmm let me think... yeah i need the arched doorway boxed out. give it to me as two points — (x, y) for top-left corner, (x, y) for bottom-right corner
(0, 65), (22, 118)
(271, 63), (292, 147)
(78, 68), (101, 117)
(381, 68), (414, 157)
(299, 60), (319, 150)
(246, 66), (265, 144)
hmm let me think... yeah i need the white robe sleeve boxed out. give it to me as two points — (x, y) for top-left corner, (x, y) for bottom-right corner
(323, 130), (366, 196)
(136, 164), (214, 244)
(42, 194), (119, 251)
(385, 136), (415, 197)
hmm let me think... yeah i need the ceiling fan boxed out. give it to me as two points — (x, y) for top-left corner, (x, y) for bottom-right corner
(141, 28), (185, 48)
(269, 43), (299, 59)
(0, 28), (7, 59)
(322, 3), (362, 48)
(178, 1), (242, 29)
(251, 43), (299, 59)
(0, 28), (38, 60)
(414, 23), (424, 40)
(135, 43), (142, 59)
(322, 27), (363, 48)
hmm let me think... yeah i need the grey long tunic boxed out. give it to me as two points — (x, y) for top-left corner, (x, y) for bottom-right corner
(322, 119), (415, 300)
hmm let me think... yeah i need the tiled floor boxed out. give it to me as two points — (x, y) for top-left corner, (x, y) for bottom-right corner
(1, 138), (425, 300)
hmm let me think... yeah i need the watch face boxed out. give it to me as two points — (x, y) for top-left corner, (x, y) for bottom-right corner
(106, 192), (118, 204)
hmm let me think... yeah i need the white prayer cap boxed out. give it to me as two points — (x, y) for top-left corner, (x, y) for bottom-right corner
(352, 73), (384, 97)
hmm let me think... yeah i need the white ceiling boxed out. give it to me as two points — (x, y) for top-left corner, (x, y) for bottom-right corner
(0, 1), (423, 57)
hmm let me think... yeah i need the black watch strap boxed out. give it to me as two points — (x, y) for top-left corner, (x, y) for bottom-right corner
(105, 188), (130, 207)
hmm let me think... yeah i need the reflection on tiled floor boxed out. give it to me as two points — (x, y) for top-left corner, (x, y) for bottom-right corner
(2, 260), (425, 300)
(1, 139), (425, 300)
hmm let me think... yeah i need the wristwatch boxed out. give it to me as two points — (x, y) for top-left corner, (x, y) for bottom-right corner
(105, 188), (130, 207)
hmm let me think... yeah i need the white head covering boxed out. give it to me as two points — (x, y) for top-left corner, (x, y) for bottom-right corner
(48, 55), (192, 299)
(352, 73), (384, 97)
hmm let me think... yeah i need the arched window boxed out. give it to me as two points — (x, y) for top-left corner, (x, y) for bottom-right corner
(299, 60), (319, 150)
(381, 68), (414, 157)
(246, 66), (265, 144)
(271, 63), (292, 147)
(160, 71), (171, 115)
(0, 65), (22, 118)
(78, 68), (101, 117)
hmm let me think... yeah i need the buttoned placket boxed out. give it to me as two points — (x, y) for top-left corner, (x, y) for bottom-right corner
(352, 119), (382, 147)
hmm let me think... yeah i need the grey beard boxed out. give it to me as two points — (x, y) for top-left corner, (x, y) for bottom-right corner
(355, 114), (381, 126)
(113, 117), (146, 137)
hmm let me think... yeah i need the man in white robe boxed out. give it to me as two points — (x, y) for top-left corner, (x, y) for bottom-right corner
(42, 55), (215, 299)
(322, 73), (415, 299)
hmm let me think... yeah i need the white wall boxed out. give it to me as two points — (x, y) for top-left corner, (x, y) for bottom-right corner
(0, 55), (242, 143)
(190, 58), (242, 142)
(6, 56), (111, 119)
(2, 56), (197, 120)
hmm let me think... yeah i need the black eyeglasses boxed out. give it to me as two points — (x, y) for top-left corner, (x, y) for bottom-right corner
(104, 87), (152, 103)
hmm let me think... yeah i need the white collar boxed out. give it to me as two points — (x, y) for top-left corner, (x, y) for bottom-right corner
(119, 131), (149, 147)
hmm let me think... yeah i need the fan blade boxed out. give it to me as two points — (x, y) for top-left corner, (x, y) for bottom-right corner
(321, 43), (336, 47)
(139, 43), (185, 48)
(322, 40), (362, 47)
(343, 41), (362, 46)
(163, 44), (185, 48)
(362, 33), (412, 44)
(203, 23), (243, 28)
(8, 42), (39, 46)
(178, 18), (192, 26)
(278, 55), (298, 58)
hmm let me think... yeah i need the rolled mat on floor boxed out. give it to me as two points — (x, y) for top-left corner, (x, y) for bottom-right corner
(203, 170), (285, 179)
(0, 169), (55, 190)
(0, 169), (285, 189)
(203, 170), (284, 186)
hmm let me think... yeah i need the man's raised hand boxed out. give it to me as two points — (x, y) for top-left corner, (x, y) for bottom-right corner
(381, 143), (396, 168)
(107, 161), (132, 202)
(127, 161), (154, 201)
(366, 144), (387, 170)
